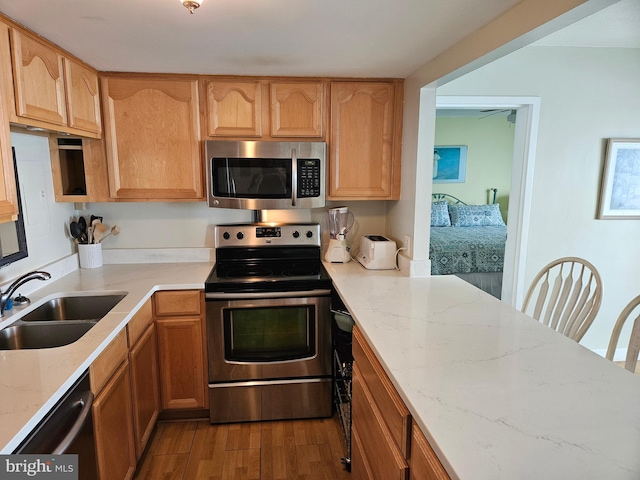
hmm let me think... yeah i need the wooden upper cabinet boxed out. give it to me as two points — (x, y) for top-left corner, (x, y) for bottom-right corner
(270, 82), (324, 137)
(329, 81), (402, 200)
(205, 80), (262, 137)
(64, 58), (101, 134)
(2, 24), (102, 138)
(10, 28), (66, 126)
(0, 79), (18, 222)
(101, 76), (203, 200)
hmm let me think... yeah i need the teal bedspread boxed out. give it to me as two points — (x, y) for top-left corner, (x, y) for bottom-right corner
(430, 226), (507, 275)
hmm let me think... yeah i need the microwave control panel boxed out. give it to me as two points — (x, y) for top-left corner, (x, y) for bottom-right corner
(297, 159), (321, 198)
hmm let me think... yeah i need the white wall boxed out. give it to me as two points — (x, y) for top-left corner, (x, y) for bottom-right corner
(0, 131), (75, 284)
(434, 115), (514, 219)
(437, 45), (640, 351)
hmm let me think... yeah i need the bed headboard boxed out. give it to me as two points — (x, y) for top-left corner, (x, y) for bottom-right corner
(432, 188), (498, 205)
(432, 193), (467, 205)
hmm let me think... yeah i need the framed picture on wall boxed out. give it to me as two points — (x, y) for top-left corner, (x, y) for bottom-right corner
(433, 145), (467, 183)
(598, 138), (640, 219)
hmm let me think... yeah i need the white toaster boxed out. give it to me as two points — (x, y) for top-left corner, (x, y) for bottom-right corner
(357, 235), (397, 270)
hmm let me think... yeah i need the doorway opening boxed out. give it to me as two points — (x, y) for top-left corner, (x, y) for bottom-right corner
(434, 96), (540, 307)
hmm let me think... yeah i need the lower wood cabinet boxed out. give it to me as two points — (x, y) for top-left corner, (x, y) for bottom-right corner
(352, 326), (450, 480)
(154, 290), (207, 411)
(91, 336), (136, 480)
(352, 425), (375, 480)
(352, 363), (409, 480)
(128, 322), (160, 459)
(409, 423), (450, 480)
(90, 300), (160, 480)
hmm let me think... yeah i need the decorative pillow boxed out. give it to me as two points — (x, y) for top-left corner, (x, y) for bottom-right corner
(430, 201), (451, 227)
(448, 204), (505, 227)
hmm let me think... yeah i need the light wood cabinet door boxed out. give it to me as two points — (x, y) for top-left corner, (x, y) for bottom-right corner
(352, 425), (376, 480)
(101, 76), (203, 200)
(409, 423), (450, 480)
(129, 323), (160, 460)
(270, 81), (324, 137)
(64, 58), (101, 134)
(156, 313), (207, 410)
(353, 325), (411, 456)
(93, 360), (136, 480)
(0, 76), (18, 222)
(204, 80), (262, 137)
(329, 81), (402, 200)
(352, 363), (409, 480)
(9, 28), (67, 126)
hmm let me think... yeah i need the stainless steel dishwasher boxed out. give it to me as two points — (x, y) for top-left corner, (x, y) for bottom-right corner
(14, 370), (98, 480)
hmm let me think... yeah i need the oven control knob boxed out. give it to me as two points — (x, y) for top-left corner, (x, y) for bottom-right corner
(306, 231), (313, 238)
(223, 231), (231, 240)
(236, 232), (244, 240)
(292, 231), (300, 238)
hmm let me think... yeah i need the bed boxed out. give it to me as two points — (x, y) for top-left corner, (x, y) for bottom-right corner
(430, 194), (507, 299)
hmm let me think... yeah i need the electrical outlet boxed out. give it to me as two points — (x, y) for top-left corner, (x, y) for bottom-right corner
(403, 235), (411, 252)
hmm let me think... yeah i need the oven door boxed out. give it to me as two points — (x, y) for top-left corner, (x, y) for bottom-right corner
(206, 292), (332, 383)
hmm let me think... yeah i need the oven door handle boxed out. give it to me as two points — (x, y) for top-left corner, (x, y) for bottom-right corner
(205, 289), (331, 300)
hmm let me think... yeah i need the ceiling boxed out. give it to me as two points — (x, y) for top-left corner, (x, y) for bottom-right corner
(0, 0), (636, 80)
(533, 0), (640, 48)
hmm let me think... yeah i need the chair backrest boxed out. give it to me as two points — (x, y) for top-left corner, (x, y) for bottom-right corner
(521, 257), (602, 341)
(606, 295), (640, 372)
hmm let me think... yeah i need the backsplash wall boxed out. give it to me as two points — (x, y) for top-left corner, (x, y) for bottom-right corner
(4, 131), (390, 282)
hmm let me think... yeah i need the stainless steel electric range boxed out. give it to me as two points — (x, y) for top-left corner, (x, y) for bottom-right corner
(204, 223), (333, 423)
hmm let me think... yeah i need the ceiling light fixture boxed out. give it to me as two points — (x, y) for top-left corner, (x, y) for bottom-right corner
(182, 0), (202, 14)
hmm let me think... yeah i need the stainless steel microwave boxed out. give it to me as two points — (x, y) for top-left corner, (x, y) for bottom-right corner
(205, 140), (326, 210)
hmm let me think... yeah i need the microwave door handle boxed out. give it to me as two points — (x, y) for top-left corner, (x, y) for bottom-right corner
(224, 159), (236, 195)
(291, 149), (297, 207)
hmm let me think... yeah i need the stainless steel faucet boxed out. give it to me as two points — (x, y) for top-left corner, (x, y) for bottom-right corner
(0, 271), (52, 317)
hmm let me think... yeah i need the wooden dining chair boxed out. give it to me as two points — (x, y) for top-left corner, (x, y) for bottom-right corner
(521, 257), (602, 342)
(606, 295), (640, 372)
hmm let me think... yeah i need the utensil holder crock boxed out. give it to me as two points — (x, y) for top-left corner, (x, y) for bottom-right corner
(78, 243), (103, 269)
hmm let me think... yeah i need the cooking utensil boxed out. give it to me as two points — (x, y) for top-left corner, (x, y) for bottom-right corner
(78, 216), (87, 236)
(99, 225), (120, 243)
(87, 226), (93, 244)
(92, 223), (108, 243)
(90, 215), (103, 226)
(70, 221), (86, 244)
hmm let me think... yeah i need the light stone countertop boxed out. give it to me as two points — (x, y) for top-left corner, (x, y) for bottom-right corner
(326, 261), (640, 480)
(0, 261), (213, 453)
(4, 257), (640, 479)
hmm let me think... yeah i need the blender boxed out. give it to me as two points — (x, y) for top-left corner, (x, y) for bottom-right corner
(325, 206), (355, 263)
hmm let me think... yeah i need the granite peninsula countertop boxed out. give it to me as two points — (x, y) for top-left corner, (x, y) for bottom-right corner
(0, 261), (213, 453)
(326, 261), (640, 480)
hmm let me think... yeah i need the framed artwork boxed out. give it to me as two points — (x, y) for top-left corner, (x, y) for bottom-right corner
(598, 138), (640, 219)
(433, 146), (467, 183)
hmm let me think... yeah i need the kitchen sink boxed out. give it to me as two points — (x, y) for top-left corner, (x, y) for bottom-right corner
(18, 294), (127, 322)
(0, 322), (97, 350)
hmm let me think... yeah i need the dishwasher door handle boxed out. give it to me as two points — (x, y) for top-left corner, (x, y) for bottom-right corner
(52, 391), (94, 455)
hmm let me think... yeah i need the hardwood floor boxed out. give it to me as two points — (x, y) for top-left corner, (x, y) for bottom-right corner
(133, 415), (351, 480)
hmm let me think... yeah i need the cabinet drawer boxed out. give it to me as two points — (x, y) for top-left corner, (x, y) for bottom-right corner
(353, 326), (411, 456)
(126, 299), (153, 347)
(154, 290), (201, 316)
(353, 363), (408, 480)
(409, 423), (450, 480)
(90, 329), (127, 395)
(352, 425), (375, 480)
